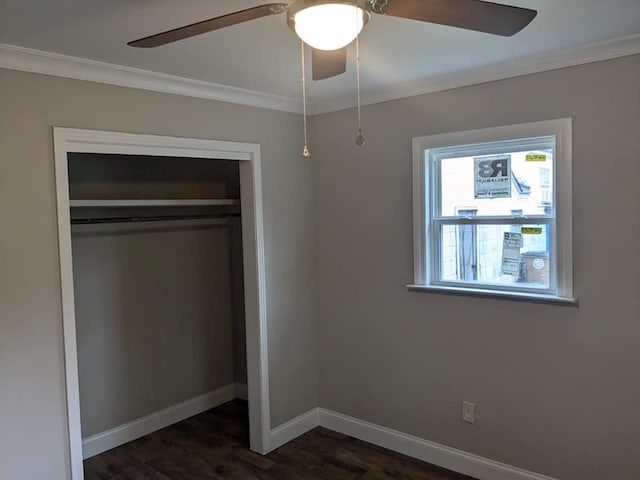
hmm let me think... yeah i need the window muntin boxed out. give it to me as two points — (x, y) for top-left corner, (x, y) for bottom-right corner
(411, 120), (573, 302)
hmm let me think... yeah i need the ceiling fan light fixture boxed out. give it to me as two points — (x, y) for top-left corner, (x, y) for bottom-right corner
(288, 1), (369, 51)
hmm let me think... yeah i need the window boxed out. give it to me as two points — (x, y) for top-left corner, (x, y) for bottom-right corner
(411, 119), (574, 303)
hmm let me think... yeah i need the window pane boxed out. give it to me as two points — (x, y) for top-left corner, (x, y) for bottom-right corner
(440, 224), (550, 289)
(440, 147), (554, 217)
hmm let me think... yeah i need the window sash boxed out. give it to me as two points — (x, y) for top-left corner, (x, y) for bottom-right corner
(428, 136), (557, 221)
(430, 136), (555, 162)
(433, 216), (554, 225)
(430, 278), (557, 295)
(428, 197), (557, 292)
(429, 221), (557, 295)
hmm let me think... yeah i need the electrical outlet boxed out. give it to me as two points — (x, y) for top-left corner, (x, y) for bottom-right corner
(462, 401), (475, 424)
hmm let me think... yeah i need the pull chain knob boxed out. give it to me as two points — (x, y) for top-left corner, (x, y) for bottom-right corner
(300, 40), (311, 157)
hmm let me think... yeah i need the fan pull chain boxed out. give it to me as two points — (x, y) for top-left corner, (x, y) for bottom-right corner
(355, 30), (365, 146)
(300, 40), (310, 157)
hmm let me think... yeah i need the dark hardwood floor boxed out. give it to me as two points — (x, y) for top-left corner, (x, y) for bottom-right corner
(84, 400), (477, 480)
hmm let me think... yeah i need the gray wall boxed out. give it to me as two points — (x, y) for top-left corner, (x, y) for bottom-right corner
(0, 69), (318, 480)
(1, 54), (638, 480)
(72, 221), (236, 437)
(67, 153), (241, 200)
(312, 55), (640, 480)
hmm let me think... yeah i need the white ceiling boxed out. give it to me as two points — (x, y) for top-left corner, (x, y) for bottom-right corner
(1, 0), (639, 112)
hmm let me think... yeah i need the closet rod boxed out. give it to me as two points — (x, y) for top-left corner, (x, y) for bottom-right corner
(71, 213), (241, 225)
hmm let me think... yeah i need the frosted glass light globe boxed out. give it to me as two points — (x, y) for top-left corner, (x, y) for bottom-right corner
(294, 3), (365, 51)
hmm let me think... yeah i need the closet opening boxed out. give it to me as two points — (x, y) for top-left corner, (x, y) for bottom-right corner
(54, 129), (270, 480)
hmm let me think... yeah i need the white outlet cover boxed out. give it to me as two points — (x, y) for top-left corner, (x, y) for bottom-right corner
(462, 401), (476, 424)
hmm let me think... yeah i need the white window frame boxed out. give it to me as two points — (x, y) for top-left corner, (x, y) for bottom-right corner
(409, 119), (575, 304)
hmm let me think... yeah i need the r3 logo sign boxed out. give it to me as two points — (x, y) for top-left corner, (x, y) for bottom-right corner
(477, 159), (509, 178)
(473, 155), (512, 199)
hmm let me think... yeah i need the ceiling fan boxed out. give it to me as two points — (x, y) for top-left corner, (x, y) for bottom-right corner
(129, 0), (538, 81)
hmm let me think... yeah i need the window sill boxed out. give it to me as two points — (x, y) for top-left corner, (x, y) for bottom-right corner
(407, 284), (578, 306)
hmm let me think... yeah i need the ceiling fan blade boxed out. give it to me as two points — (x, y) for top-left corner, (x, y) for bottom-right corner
(128, 3), (288, 48)
(371, 0), (537, 37)
(312, 47), (347, 81)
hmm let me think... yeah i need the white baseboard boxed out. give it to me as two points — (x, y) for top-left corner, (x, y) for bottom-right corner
(269, 408), (320, 451)
(82, 383), (236, 459)
(234, 383), (248, 401)
(83, 384), (558, 480)
(268, 407), (558, 480)
(318, 409), (558, 480)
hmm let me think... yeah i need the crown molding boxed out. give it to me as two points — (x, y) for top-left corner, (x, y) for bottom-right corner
(1, 34), (639, 116)
(0, 43), (302, 114)
(311, 33), (640, 114)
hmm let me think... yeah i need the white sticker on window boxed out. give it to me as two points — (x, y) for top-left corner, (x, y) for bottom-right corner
(501, 232), (522, 276)
(474, 155), (511, 199)
(532, 258), (545, 270)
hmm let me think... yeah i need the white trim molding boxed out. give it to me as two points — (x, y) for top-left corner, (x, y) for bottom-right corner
(53, 128), (271, 480)
(2, 34), (639, 115)
(269, 407), (559, 480)
(411, 118), (574, 304)
(82, 385), (237, 459)
(0, 44), (301, 113)
(317, 409), (559, 480)
(270, 408), (320, 451)
(314, 33), (640, 114)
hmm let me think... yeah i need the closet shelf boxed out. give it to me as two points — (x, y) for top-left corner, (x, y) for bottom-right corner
(70, 199), (239, 208)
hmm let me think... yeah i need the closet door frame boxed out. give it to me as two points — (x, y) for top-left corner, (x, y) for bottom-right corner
(53, 127), (271, 480)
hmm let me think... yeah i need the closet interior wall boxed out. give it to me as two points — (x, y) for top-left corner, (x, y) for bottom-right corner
(68, 153), (247, 440)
